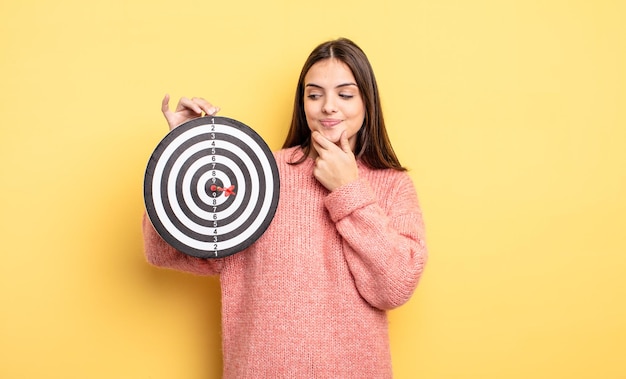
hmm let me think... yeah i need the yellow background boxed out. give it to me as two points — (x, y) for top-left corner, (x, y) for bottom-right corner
(1, 0), (625, 378)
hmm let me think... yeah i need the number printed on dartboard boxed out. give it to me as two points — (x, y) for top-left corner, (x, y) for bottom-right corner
(144, 116), (280, 259)
(210, 120), (219, 257)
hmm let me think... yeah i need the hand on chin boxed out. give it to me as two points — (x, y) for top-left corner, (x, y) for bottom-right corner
(317, 127), (345, 146)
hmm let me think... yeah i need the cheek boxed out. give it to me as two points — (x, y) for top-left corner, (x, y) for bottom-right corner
(303, 102), (316, 126)
(350, 105), (366, 126)
(346, 98), (365, 118)
(304, 99), (318, 111)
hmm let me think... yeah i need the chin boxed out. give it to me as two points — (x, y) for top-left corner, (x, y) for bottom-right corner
(320, 129), (343, 144)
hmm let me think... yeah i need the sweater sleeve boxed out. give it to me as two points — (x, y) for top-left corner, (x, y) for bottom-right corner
(142, 213), (224, 276)
(324, 174), (427, 310)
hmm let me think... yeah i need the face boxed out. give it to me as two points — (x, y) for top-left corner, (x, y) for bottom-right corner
(303, 58), (365, 152)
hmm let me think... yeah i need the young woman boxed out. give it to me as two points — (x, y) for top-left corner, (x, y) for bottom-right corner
(143, 38), (428, 378)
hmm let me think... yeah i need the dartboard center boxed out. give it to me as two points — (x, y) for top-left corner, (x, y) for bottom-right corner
(206, 178), (225, 197)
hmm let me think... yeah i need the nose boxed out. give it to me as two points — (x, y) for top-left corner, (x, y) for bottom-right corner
(322, 95), (337, 114)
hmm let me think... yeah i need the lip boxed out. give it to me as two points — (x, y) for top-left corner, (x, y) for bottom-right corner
(319, 119), (342, 128)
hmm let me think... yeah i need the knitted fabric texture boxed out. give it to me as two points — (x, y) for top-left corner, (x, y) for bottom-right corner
(142, 146), (428, 378)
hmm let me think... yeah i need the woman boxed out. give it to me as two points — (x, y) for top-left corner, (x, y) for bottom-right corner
(143, 37), (428, 378)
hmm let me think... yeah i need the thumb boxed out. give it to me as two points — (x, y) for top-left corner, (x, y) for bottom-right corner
(161, 94), (171, 115)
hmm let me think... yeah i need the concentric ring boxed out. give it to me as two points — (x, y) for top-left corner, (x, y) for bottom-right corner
(144, 116), (280, 258)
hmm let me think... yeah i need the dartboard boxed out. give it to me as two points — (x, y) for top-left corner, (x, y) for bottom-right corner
(144, 116), (280, 259)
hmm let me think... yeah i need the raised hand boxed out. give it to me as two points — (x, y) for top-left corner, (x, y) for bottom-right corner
(161, 94), (220, 131)
(311, 130), (358, 191)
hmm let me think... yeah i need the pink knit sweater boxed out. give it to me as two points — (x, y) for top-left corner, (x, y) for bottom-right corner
(142, 146), (428, 378)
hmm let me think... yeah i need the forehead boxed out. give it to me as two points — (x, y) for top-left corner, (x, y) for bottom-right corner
(304, 58), (356, 85)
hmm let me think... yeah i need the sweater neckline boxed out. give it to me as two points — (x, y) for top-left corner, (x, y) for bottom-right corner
(283, 146), (367, 172)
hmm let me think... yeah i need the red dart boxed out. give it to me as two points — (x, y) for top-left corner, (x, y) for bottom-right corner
(210, 184), (236, 197)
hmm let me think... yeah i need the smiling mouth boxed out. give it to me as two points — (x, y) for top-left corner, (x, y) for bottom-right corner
(319, 119), (342, 128)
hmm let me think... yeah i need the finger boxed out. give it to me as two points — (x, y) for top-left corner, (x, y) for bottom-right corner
(191, 97), (219, 116)
(339, 130), (351, 153)
(208, 106), (220, 116)
(311, 131), (332, 150)
(177, 97), (203, 115)
(310, 137), (322, 157)
(161, 94), (171, 114)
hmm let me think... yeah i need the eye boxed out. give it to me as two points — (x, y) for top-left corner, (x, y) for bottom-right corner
(339, 93), (354, 99)
(307, 93), (322, 100)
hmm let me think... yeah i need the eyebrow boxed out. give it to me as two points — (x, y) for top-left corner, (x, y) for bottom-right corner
(305, 82), (358, 89)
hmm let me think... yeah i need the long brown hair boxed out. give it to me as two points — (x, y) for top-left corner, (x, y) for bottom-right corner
(282, 38), (406, 171)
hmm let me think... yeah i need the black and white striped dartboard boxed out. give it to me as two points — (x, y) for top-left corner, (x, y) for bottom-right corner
(144, 116), (280, 258)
